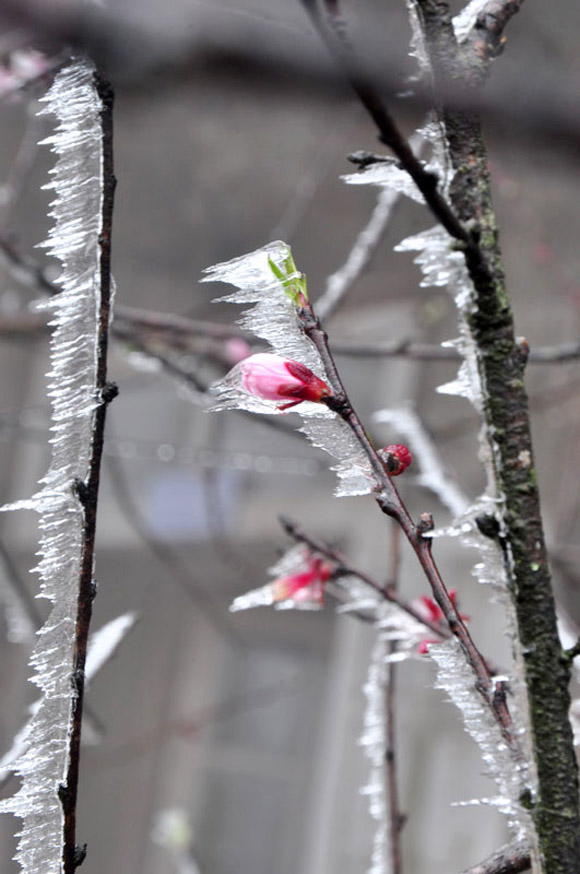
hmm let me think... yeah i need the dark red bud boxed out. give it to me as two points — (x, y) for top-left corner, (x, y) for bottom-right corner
(377, 444), (412, 476)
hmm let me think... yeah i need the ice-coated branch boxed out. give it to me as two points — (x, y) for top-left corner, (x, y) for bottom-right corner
(0, 58), (116, 874)
(294, 289), (521, 759)
(456, 841), (531, 874)
(413, 1), (580, 869)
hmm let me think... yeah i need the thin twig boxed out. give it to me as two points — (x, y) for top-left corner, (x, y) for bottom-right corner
(455, 841), (531, 874)
(300, 0), (474, 247)
(280, 515), (449, 639)
(296, 298), (518, 753)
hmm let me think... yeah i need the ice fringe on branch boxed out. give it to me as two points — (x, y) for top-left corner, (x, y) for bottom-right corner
(0, 613), (137, 785)
(0, 59), (109, 874)
(203, 241), (375, 497)
(341, 2), (540, 860)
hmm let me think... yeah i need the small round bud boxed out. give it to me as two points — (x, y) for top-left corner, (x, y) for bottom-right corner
(377, 444), (412, 476)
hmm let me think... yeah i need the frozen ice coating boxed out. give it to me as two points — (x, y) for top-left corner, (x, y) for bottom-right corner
(0, 59), (108, 874)
(84, 613), (137, 681)
(360, 634), (389, 874)
(0, 615), (136, 785)
(452, 0), (490, 41)
(206, 242), (376, 497)
(430, 640), (536, 839)
(203, 242), (324, 376)
(342, 162), (425, 203)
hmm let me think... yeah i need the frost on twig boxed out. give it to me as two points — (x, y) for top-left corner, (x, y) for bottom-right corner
(0, 613), (137, 785)
(203, 241), (375, 497)
(0, 58), (112, 874)
(430, 639), (534, 836)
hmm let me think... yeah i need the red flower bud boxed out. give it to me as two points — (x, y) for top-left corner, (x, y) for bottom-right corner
(239, 353), (332, 410)
(377, 444), (412, 476)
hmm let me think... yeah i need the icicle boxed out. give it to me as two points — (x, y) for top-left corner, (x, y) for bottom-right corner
(342, 162), (425, 203)
(0, 614), (136, 783)
(0, 58), (109, 874)
(204, 242), (376, 497)
(84, 613), (137, 680)
(430, 639), (535, 839)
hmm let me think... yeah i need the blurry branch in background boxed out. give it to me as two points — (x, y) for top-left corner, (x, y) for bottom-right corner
(315, 130), (425, 322)
(0, 0), (578, 157)
(2, 232), (580, 365)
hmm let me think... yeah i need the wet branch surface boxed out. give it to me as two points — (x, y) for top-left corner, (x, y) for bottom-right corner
(60, 68), (117, 874)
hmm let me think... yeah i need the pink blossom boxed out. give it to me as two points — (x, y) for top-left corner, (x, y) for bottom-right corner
(271, 556), (332, 607)
(239, 353), (332, 410)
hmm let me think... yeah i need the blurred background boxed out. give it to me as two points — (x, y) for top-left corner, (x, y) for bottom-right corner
(0, 1), (579, 873)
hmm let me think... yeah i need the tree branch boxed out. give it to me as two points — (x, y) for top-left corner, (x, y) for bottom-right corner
(60, 67), (117, 874)
(456, 841), (531, 874)
(279, 514), (449, 638)
(469, 0), (525, 63)
(414, 0), (580, 868)
(289, 298), (520, 754)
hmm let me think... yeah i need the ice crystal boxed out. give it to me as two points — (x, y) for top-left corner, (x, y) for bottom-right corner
(430, 639), (535, 837)
(204, 242), (375, 497)
(0, 615), (136, 783)
(342, 162), (424, 204)
(0, 58), (109, 874)
(359, 634), (390, 874)
(452, 0), (489, 42)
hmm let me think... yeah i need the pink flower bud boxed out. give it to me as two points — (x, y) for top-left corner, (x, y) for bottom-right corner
(377, 444), (412, 476)
(239, 353), (332, 410)
(272, 556), (332, 607)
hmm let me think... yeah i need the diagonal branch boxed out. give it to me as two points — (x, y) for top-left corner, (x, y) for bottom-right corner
(455, 840), (531, 874)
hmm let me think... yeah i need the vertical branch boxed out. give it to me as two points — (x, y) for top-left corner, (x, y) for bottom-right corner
(412, 1), (580, 870)
(60, 68), (116, 874)
(0, 59), (117, 874)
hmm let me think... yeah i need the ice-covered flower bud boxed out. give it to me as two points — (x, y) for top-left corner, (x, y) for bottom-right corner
(230, 553), (332, 612)
(377, 444), (412, 476)
(239, 353), (332, 411)
(271, 557), (332, 607)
